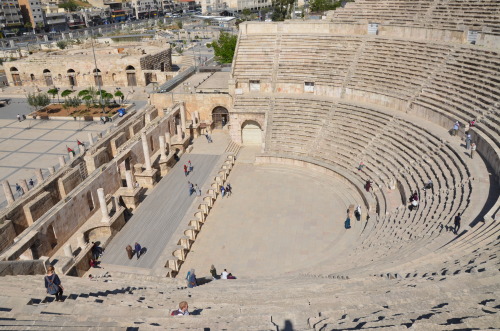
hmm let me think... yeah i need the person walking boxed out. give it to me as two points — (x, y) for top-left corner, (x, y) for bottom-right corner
(454, 213), (461, 234)
(28, 178), (34, 187)
(465, 133), (472, 150)
(220, 185), (225, 198)
(188, 160), (193, 173)
(15, 183), (23, 197)
(194, 184), (201, 196)
(188, 182), (194, 196)
(134, 242), (142, 259)
(45, 266), (64, 302)
(126, 245), (133, 260)
(17, 114), (21, 122)
(225, 183), (232, 197)
(470, 143), (476, 159)
(354, 205), (362, 221)
(452, 121), (460, 136)
(183, 165), (188, 176)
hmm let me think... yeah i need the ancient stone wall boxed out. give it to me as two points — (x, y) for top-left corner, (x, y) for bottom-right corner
(150, 93), (232, 124)
(0, 221), (16, 253)
(23, 192), (55, 226)
(110, 132), (127, 157)
(140, 49), (172, 71)
(57, 168), (83, 198)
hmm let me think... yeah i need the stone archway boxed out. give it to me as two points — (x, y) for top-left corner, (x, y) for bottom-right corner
(241, 120), (262, 145)
(10, 67), (22, 86)
(212, 106), (229, 129)
(67, 69), (77, 86)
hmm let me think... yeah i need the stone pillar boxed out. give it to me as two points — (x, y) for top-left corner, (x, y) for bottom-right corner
(20, 180), (29, 193)
(79, 144), (85, 154)
(180, 103), (186, 132)
(88, 133), (94, 146)
(125, 170), (134, 189)
(159, 136), (167, 160)
(48, 166), (56, 175)
(176, 124), (182, 140)
(191, 112), (196, 125)
(63, 244), (73, 257)
(2, 181), (14, 205)
(97, 188), (110, 223)
(77, 233), (86, 247)
(59, 156), (66, 167)
(69, 151), (74, 160)
(35, 169), (44, 184)
(141, 133), (152, 171)
(195, 111), (200, 123)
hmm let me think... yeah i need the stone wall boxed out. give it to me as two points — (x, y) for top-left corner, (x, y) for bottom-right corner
(140, 49), (172, 71)
(57, 168), (83, 198)
(150, 93), (232, 124)
(0, 221), (16, 253)
(23, 192), (55, 226)
(0, 259), (48, 276)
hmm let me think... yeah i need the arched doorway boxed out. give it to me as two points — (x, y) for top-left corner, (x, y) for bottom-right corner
(126, 65), (137, 86)
(43, 69), (53, 86)
(10, 67), (22, 86)
(93, 68), (103, 87)
(241, 120), (262, 145)
(212, 106), (229, 129)
(67, 69), (77, 86)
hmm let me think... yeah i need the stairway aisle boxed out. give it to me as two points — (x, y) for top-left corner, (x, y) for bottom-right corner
(101, 152), (221, 270)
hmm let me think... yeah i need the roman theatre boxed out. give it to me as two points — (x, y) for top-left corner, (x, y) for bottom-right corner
(0, 1), (499, 329)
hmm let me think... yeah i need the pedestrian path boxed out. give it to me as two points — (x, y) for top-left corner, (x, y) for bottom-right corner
(101, 152), (221, 270)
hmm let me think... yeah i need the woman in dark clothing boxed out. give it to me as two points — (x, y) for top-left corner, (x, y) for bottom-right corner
(45, 265), (64, 302)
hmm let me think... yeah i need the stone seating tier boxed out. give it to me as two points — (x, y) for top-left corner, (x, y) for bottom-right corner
(328, 0), (500, 31)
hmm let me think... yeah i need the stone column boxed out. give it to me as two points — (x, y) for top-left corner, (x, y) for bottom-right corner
(159, 136), (167, 160)
(195, 111), (200, 123)
(125, 170), (134, 189)
(2, 181), (14, 205)
(79, 144), (85, 154)
(48, 166), (56, 175)
(63, 244), (73, 257)
(20, 180), (29, 194)
(191, 112), (196, 125)
(141, 133), (152, 171)
(97, 188), (110, 223)
(69, 151), (74, 160)
(59, 156), (66, 167)
(35, 169), (43, 184)
(88, 133), (94, 146)
(180, 103), (186, 132)
(176, 124), (182, 140)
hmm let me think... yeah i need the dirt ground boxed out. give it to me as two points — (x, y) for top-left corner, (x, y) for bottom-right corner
(35, 104), (121, 117)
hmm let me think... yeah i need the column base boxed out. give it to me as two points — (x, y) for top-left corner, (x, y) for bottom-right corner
(135, 168), (158, 189)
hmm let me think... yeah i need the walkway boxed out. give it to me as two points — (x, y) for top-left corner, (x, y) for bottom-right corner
(101, 132), (231, 270)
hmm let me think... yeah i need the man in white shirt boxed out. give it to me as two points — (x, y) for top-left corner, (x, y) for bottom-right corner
(221, 269), (228, 279)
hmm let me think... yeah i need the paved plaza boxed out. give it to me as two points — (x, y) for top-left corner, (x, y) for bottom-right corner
(0, 96), (146, 208)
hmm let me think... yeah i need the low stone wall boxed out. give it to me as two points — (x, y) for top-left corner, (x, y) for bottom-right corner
(0, 258), (48, 276)
(0, 221), (16, 253)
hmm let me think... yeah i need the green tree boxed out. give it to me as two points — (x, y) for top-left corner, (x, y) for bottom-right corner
(114, 90), (124, 104)
(309, 0), (344, 13)
(63, 96), (82, 108)
(56, 40), (67, 50)
(176, 20), (183, 29)
(27, 92), (50, 111)
(47, 88), (59, 103)
(61, 89), (73, 99)
(58, 0), (79, 11)
(242, 8), (252, 18)
(271, 0), (294, 21)
(24, 22), (32, 30)
(209, 32), (237, 64)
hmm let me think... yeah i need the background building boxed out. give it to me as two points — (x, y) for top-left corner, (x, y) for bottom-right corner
(18, 0), (45, 32)
(0, 0), (23, 36)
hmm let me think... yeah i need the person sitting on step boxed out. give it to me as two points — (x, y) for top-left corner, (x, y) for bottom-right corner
(171, 301), (189, 316)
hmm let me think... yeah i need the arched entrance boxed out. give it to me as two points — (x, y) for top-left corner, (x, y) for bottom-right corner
(43, 69), (53, 86)
(212, 106), (229, 129)
(126, 65), (137, 86)
(67, 69), (77, 86)
(241, 120), (262, 145)
(10, 67), (21, 86)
